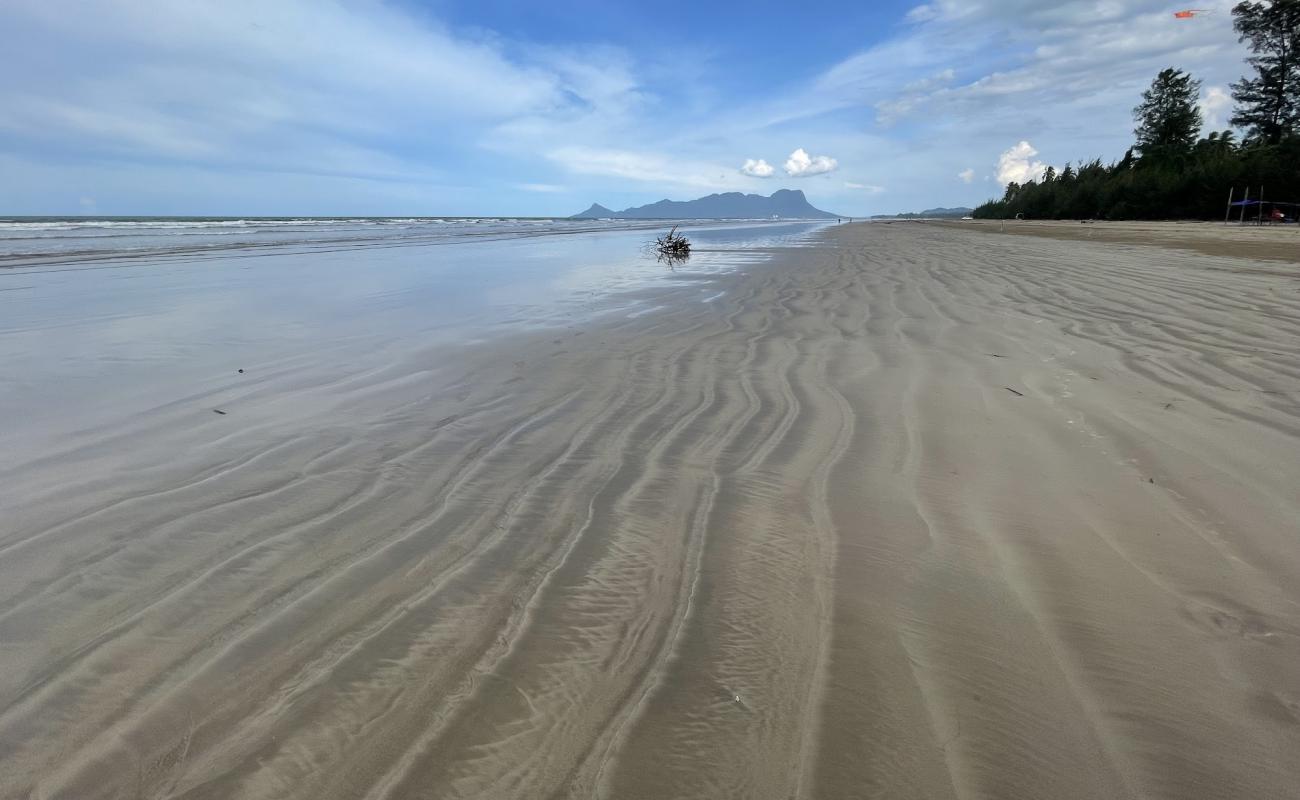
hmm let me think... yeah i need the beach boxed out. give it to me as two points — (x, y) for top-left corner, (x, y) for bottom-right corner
(2, 220), (1298, 799)
(941, 218), (1300, 263)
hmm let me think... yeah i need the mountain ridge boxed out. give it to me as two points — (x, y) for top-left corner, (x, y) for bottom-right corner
(870, 206), (973, 219)
(571, 189), (838, 219)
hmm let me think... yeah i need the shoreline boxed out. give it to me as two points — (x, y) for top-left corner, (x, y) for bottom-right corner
(2, 222), (1298, 798)
(0, 220), (824, 462)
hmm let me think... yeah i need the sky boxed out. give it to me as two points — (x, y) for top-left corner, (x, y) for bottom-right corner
(0, 0), (1251, 217)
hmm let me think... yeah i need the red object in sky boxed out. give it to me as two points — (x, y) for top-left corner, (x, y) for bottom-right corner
(1174, 9), (1204, 18)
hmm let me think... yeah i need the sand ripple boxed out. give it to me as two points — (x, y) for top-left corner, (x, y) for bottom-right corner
(2, 223), (1298, 798)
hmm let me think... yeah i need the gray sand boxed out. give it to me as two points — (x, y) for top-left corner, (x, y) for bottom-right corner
(2, 222), (1298, 799)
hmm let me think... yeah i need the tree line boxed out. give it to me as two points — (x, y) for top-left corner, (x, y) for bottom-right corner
(974, 0), (1300, 221)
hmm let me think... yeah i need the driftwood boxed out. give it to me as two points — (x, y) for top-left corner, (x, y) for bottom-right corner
(654, 226), (691, 264)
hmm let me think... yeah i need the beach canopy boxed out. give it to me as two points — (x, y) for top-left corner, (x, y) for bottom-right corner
(1231, 199), (1300, 207)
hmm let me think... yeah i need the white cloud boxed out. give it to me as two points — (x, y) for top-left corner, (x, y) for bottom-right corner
(905, 4), (940, 23)
(957, 168), (975, 183)
(784, 148), (839, 177)
(844, 181), (885, 193)
(876, 68), (958, 125)
(0, 0), (618, 186)
(515, 183), (565, 192)
(0, 0), (1254, 215)
(895, 68), (955, 95)
(996, 140), (1047, 185)
(1199, 85), (1231, 129)
(741, 158), (775, 177)
(547, 146), (729, 189)
(539, 46), (646, 115)
(771, 0), (1245, 175)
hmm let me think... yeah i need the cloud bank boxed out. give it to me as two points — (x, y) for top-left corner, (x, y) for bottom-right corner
(741, 158), (775, 177)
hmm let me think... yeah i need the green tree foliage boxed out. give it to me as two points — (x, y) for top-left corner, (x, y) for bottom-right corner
(1231, 0), (1300, 144)
(972, 15), (1300, 222)
(973, 134), (1300, 220)
(1134, 68), (1203, 160)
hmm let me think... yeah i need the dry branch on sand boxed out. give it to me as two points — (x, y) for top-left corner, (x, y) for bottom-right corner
(654, 226), (691, 262)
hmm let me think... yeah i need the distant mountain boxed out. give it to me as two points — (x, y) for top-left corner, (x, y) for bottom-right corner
(572, 203), (616, 218)
(571, 189), (838, 219)
(870, 206), (973, 219)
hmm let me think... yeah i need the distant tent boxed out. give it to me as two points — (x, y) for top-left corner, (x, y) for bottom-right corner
(1225, 187), (1300, 224)
(1231, 199), (1300, 207)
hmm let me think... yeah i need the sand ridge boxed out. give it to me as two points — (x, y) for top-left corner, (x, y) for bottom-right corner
(1, 222), (1298, 798)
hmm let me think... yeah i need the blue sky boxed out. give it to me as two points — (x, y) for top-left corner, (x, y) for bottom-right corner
(1, 1), (1247, 216)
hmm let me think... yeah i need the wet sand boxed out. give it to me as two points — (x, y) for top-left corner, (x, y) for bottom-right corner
(2, 222), (1299, 798)
(938, 217), (1300, 264)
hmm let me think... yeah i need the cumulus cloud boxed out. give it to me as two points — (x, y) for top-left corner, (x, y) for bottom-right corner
(1199, 86), (1232, 128)
(957, 168), (975, 183)
(996, 140), (1047, 185)
(784, 148), (838, 177)
(844, 181), (885, 193)
(740, 158), (775, 177)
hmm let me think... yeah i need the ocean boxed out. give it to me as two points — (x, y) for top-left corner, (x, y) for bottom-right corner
(0, 216), (824, 266)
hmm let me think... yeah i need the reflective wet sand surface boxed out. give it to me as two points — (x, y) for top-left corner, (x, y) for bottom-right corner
(2, 222), (1298, 799)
